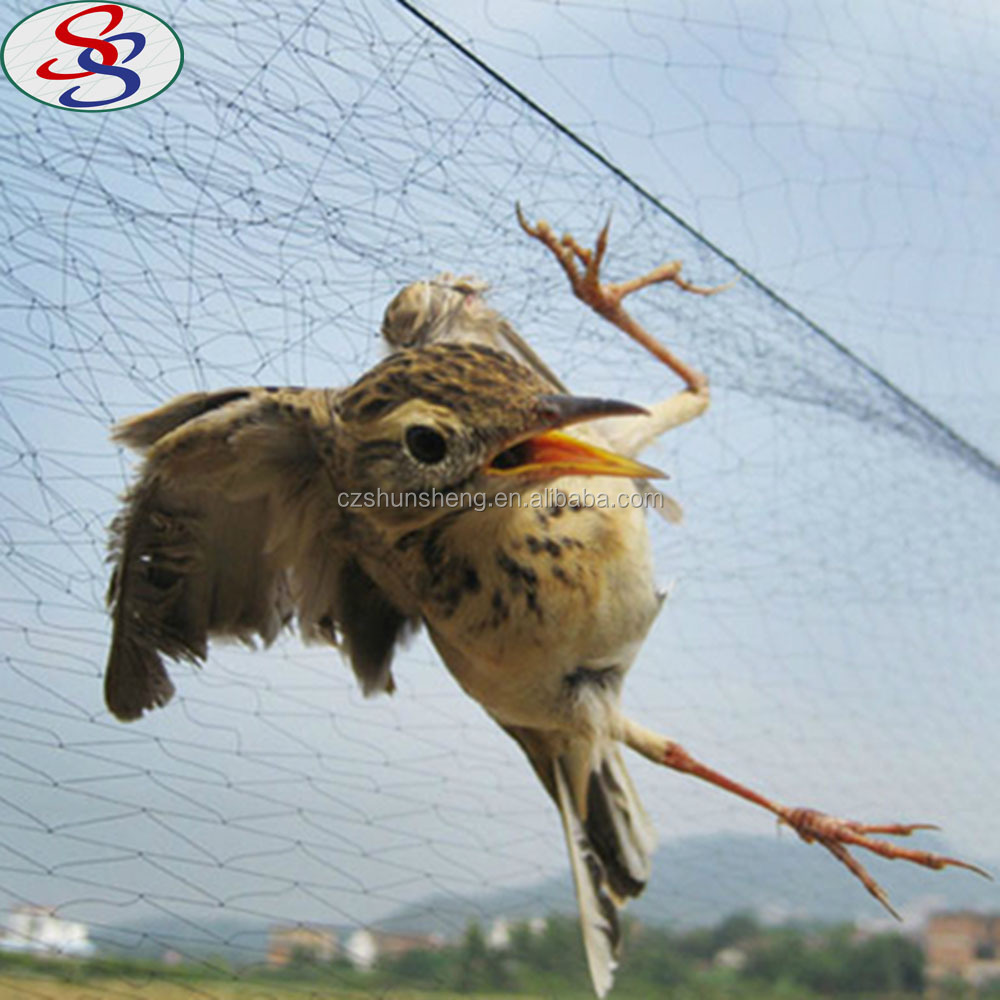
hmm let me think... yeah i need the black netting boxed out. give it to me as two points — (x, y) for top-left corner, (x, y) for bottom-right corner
(1, 1), (997, 996)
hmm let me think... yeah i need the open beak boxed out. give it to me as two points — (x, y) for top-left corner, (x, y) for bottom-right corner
(485, 394), (666, 481)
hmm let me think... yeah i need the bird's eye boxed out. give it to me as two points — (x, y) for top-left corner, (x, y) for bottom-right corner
(405, 425), (447, 464)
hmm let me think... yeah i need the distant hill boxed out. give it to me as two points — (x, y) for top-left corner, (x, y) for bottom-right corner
(378, 832), (998, 938)
(99, 833), (997, 964)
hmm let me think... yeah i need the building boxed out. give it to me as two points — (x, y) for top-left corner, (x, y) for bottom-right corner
(487, 917), (511, 950)
(486, 915), (547, 951)
(0, 905), (94, 958)
(267, 924), (340, 967)
(344, 928), (444, 971)
(925, 912), (1000, 989)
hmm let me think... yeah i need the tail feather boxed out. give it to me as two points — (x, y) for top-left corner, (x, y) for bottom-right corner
(554, 763), (620, 998)
(584, 749), (656, 900)
(546, 740), (655, 998)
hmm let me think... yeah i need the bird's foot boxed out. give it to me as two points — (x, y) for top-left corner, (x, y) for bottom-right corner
(515, 205), (727, 307)
(777, 806), (991, 919)
(625, 723), (991, 921)
(515, 204), (722, 391)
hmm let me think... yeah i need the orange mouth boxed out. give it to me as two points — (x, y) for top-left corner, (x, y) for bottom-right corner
(486, 430), (664, 480)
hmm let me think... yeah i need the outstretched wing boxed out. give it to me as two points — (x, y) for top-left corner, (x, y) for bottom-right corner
(105, 387), (413, 721)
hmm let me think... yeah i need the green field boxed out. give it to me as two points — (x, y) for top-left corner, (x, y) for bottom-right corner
(0, 977), (568, 1000)
(0, 977), (529, 1000)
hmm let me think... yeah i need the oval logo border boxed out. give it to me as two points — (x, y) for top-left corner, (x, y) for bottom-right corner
(2, 2), (184, 112)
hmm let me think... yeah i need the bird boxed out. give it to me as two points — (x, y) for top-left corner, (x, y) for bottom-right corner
(104, 210), (987, 997)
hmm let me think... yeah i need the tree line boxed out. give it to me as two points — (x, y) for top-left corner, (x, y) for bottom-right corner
(368, 911), (929, 997)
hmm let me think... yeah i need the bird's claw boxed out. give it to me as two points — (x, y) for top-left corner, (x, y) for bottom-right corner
(515, 204), (717, 391)
(516, 204), (729, 314)
(779, 806), (992, 919)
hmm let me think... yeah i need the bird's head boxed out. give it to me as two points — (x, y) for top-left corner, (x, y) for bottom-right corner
(335, 343), (662, 529)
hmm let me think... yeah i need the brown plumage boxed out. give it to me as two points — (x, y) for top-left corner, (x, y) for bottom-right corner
(105, 213), (986, 998)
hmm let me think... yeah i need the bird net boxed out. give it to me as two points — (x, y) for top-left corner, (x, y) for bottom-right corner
(1, 0), (997, 995)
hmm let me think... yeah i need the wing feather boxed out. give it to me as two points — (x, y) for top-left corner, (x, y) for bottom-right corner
(105, 386), (413, 720)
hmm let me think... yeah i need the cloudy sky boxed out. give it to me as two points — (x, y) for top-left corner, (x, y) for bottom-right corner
(1, 0), (997, 958)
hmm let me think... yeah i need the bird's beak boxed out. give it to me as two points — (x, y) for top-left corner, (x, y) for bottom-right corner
(485, 395), (666, 480)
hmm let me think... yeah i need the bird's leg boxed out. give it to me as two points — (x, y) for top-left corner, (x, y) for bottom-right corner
(599, 388), (710, 458)
(516, 205), (730, 392)
(622, 719), (990, 919)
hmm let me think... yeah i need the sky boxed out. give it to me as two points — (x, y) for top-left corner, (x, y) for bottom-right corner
(0, 0), (997, 959)
(417, 0), (1000, 454)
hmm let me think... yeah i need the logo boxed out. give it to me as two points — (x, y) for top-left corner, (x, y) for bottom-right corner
(2, 3), (182, 111)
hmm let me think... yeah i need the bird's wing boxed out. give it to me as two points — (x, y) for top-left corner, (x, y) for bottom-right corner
(105, 387), (413, 721)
